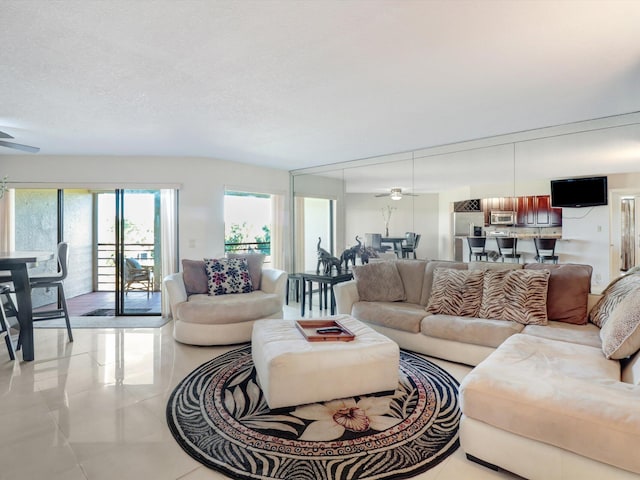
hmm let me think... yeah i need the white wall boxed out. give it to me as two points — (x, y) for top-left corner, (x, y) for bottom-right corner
(1, 155), (290, 269)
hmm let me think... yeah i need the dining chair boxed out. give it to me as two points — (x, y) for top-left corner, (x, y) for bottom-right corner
(467, 237), (488, 262)
(365, 233), (392, 254)
(402, 233), (421, 259)
(0, 285), (18, 360)
(496, 237), (521, 263)
(534, 238), (559, 264)
(29, 242), (73, 342)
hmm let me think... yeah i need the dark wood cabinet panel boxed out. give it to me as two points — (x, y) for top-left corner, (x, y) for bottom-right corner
(514, 195), (562, 227)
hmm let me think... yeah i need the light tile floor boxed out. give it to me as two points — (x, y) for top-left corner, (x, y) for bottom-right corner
(0, 302), (520, 480)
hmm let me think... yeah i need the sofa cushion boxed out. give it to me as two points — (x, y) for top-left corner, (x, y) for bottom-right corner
(421, 314), (524, 348)
(459, 335), (639, 475)
(204, 258), (253, 295)
(420, 260), (468, 306)
(426, 268), (484, 317)
(395, 260), (428, 304)
(352, 301), (426, 333)
(524, 263), (592, 325)
(475, 269), (549, 325)
(177, 291), (281, 325)
(352, 262), (406, 302)
(600, 291), (640, 359)
(590, 271), (640, 328)
(182, 259), (208, 295)
(622, 350), (640, 385)
(522, 321), (602, 349)
(227, 253), (265, 290)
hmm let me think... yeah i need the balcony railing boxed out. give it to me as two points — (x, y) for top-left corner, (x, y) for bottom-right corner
(97, 242), (156, 291)
(224, 241), (271, 261)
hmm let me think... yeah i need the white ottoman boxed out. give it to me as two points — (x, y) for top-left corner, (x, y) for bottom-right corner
(252, 315), (400, 409)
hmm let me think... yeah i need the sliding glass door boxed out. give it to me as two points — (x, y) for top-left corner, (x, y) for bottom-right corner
(11, 187), (168, 317)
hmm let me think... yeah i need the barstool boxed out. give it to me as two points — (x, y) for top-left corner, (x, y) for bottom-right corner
(534, 238), (559, 264)
(467, 237), (488, 262)
(496, 237), (521, 263)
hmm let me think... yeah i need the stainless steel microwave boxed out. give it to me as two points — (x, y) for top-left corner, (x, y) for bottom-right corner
(490, 211), (516, 225)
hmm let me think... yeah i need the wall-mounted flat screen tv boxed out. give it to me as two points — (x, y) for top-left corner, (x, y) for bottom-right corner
(550, 176), (608, 208)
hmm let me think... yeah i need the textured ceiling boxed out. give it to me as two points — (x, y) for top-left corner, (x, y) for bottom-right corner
(1, 0), (640, 171)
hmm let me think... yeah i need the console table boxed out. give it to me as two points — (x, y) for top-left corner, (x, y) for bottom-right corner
(0, 251), (54, 361)
(300, 271), (353, 316)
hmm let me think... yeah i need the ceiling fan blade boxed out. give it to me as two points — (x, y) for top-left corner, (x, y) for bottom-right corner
(0, 131), (14, 139)
(0, 140), (40, 153)
(374, 193), (390, 197)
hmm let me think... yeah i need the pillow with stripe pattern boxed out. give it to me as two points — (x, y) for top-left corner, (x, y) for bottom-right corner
(426, 268), (484, 317)
(600, 289), (640, 359)
(501, 269), (550, 325)
(478, 269), (510, 320)
(478, 269), (550, 325)
(590, 272), (640, 328)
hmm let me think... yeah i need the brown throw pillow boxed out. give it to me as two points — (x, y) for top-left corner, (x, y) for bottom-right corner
(502, 269), (550, 325)
(352, 262), (406, 302)
(600, 289), (640, 359)
(182, 259), (208, 295)
(226, 253), (265, 289)
(426, 268), (484, 317)
(524, 263), (592, 325)
(590, 272), (640, 328)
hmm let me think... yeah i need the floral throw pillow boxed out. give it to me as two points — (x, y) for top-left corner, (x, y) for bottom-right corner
(204, 258), (253, 296)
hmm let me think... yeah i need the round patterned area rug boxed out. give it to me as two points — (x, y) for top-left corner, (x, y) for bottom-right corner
(166, 345), (460, 480)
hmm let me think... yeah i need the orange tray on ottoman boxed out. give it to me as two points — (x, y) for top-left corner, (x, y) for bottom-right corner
(295, 319), (355, 342)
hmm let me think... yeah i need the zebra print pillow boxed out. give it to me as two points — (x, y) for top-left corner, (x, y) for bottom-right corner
(426, 268), (484, 317)
(478, 269), (550, 325)
(590, 272), (640, 328)
(478, 269), (510, 320)
(600, 290), (640, 359)
(501, 269), (550, 325)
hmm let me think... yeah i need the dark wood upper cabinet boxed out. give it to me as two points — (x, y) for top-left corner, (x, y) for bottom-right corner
(515, 195), (562, 227)
(483, 195), (561, 227)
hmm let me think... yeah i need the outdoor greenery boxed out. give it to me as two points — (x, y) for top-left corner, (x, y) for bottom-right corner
(225, 222), (271, 255)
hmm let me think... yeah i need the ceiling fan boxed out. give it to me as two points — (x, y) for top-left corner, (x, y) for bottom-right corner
(375, 188), (418, 201)
(0, 130), (40, 153)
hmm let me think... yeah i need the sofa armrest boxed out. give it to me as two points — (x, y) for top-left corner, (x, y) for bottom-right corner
(260, 268), (287, 304)
(163, 272), (188, 319)
(334, 280), (359, 315)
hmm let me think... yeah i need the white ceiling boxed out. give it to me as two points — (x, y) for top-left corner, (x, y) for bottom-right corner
(1, 0), (640, 172)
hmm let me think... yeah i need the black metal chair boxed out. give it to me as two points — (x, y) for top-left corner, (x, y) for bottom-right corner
(534, 237), (559, 264)
(496, 237), (521, 263)
(467, 237), (488, 262)
(401, 232), (421, 259)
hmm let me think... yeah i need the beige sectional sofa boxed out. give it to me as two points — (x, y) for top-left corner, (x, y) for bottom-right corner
(164, 256), (287, 345)
(334, 259), (640, 480)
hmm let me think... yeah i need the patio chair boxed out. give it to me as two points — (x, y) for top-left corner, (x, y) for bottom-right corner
(124, 258), (154, 298)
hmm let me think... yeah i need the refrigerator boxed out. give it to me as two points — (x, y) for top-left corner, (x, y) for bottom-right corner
(452, 212), (485, 261)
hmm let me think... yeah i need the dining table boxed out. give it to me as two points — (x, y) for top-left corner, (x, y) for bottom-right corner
(381, 237), (406, 256)
(0, 251), (54, 361)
